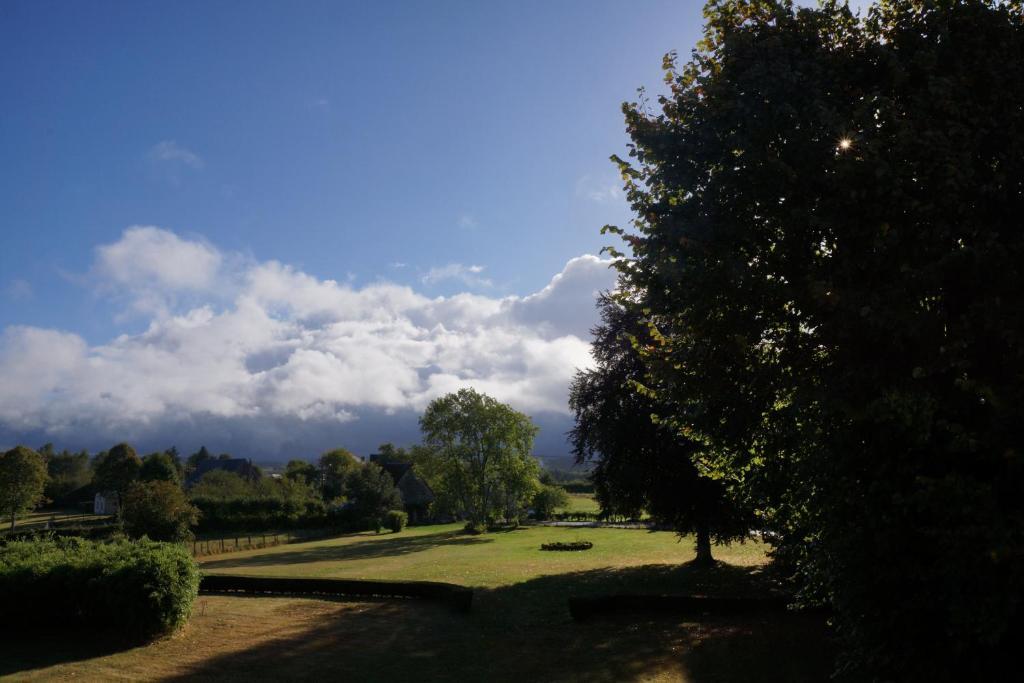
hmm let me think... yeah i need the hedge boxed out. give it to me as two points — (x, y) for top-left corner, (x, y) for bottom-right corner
(200, 574), (473, 612)
(0, 536), (200, 639)
(191, 497), (328, 533)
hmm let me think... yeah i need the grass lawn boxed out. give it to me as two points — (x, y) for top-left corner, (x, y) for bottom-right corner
(0, 525), (836, 682)
(6, 508), (109, 532)
(563, 493), (600, 514)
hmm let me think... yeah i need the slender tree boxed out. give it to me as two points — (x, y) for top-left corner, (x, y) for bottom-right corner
(0, 446), (48, 531)
(93, 442), (142, 514)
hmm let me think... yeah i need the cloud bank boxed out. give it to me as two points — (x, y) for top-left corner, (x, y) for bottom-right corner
(0, 227), (616, 458)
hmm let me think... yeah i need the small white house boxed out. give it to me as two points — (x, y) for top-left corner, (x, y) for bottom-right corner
(93, 491), (119, 516)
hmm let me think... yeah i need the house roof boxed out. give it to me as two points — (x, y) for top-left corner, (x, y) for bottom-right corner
(376, 461), (434, 506)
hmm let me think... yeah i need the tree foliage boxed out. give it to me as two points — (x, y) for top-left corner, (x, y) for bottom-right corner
(284, 459), (319, 487)
(139, 451), (180, 485)
(569, 295), (751, 563)
(93, 443), (141, 510)
(121, 480), (199, 542)
(420, 388), (540, 525)
(0, 446), (48, 531)
(608, 0), (1024, 677)
(44, 449), (91, 502)
(531, 484), (570, 520)
(346, 462), (403, 524)
(319, 448), (360, 501)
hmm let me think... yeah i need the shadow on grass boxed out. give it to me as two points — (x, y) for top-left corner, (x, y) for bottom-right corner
(0, 628), (140, 678)
(0, 561), (832, 681)
(199, 528), (493, 570)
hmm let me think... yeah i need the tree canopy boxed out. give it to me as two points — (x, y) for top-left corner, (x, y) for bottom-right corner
(0, 446), (48, 531)
(606, 0), (1024, 677)
(93, 442), (142, 509)
(420, 388), (539, 526)
(139, 452), (180, 485)
(319, 448), (360, 501)
(570, 294), (751, 564)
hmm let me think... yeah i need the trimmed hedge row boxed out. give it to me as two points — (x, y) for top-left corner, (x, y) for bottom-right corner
(0, 537), (200, 639)
(191, 497), (328, 532)
(541, 541), (593, 551)
(200, 574), (473, 612)
(568, 594), (796, 621)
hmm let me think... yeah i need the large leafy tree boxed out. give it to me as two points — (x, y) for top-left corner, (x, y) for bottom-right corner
(609, 0), (1024, 677)
(284, 459), (319, 487)
(346, 462), (403, 522)
(93, 442), (142, 512)
(121, 480), (199, 542)
(139, 452), (181, 485)
(0, 446), (48, 531)
(44, 449), (91, 501)
(319, 448), (360, 501)
(570, 294), (751, 565)
(420, 388), (539, 526)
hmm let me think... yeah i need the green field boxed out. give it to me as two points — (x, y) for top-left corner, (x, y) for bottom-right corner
(6, 508), (109, 532)
(199, 523), (768, 587)
(563, 493), (601, 514)
(0, 524), (834, 681)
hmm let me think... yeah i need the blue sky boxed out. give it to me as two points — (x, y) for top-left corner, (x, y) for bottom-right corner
(1, 0), (707, 340)
(0, 1), (866, 460)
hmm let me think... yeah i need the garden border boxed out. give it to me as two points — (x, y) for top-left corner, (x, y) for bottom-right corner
(200, 574), (473, 612)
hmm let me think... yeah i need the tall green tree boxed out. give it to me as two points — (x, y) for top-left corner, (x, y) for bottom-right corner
(420, 388), (539, 526)
(121, 480), (199, 542)
(93, 443), (142, 513)
(346, 462), (403, 523)
(44, 449), (91, 501)
(570, 295), (751, 564)
(319, 448), (360, 501)
(284, 459), (319, 487)
(0, 446), (48, 531)
(185, 446), (213, 477)
(139, 452), (180, 484)
(609, 0), (1024, 677)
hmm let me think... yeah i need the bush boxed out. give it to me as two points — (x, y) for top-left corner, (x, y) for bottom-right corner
(462, 521), (486, 535)
(531, 484), (570, 520)
(384, 510), (408, 533)
(122, 480), (199, 542)
(541, 541), (593, 551)
(0, 536), (199, 639)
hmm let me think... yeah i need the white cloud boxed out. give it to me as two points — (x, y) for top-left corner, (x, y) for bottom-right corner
(0, 228), (618, 453)
(92, 226), (226, 316)
(421, 263), (492, 288)
(457, 214), (478, 229)
(150, 141), (204, 169)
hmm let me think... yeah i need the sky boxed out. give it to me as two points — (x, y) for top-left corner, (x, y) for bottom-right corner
(0, 1), (867, 461)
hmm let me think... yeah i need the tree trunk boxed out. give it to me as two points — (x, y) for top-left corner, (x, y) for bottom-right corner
(694, 520), (715, 567)
(9, 509), (15, 532)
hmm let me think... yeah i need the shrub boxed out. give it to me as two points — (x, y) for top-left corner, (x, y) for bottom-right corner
(462, 521), (486, 535)
(0, 536), (199, 639)
(122, 480), (199, 542)
(531, 484), (570, 520)
(541, 541), (593, 551)
(384, 510), (407, 533)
